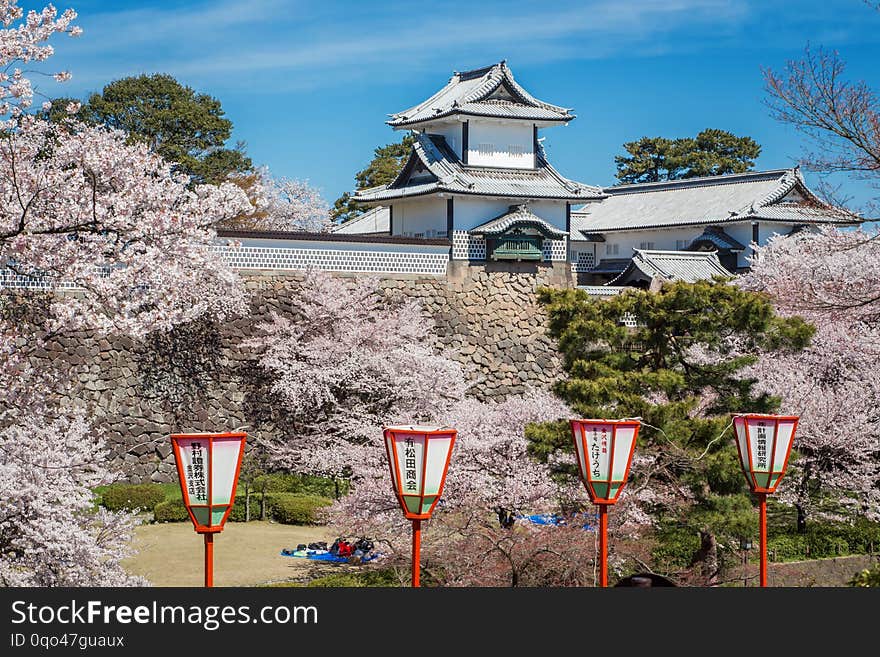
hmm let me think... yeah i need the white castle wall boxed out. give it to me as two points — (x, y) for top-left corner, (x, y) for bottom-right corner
(467, 120), (534, 168)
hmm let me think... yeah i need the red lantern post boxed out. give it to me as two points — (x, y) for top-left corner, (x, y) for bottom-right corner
(170, 431), (247, 587)
(731, 414), (799, 587)
(383, 425), (457, 587)
(569, 419), (641, 587)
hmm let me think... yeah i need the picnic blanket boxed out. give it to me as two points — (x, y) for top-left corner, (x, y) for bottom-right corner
(280, 549), (380, 563)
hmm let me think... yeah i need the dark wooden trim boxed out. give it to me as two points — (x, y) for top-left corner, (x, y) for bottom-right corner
(217, 228), (450, 247)
(389, 204), (394, 236)
(533, 124), (538, 168)
(446, 198), (454, 237)
(752, 221), (759, 245)
(565, 201), (572, 261)
(462, 121), (469, 165)
(447, 197), (454, 257)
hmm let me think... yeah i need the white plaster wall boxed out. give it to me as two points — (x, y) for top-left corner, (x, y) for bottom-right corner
(453, 198), (566, 231)
(217, 237), (449, 256)
(569, 240), (597, 263)
(394, 197), (448, 237)
(594, 221), (819, 269)
(467, 120), (534, 168)
(425, 121), (463, 159)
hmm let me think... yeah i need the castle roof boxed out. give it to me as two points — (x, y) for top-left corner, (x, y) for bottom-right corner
(609, 249), (732, 285)
(572, 168), (859, 236)
(331, 206), (390, 235)
(387, 61), (574, 128)
(470, 204), (568, 238)
(353, 132), (603, 203)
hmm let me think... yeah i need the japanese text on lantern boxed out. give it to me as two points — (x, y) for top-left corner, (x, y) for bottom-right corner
(590, 428), (601, 479)
(404, 437), (417, 492)
(756, 422), (767, 470)
(186, 442), (207, 501)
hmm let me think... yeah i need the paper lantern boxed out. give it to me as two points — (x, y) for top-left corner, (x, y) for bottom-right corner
(569, 419), (641, 504)
(732, 414), (798, 493)
(383, 425), (456, 520)
(171, 432), (247, 533)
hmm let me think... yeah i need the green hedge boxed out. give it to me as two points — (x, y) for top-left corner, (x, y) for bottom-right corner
(267, 494), (332, 525)
(251, 473), (348, 498)
(152, 493), (332, 525)
(154, 499), (189, 522)
(768, 519), (880, 561)
(101, 483), (167, 512)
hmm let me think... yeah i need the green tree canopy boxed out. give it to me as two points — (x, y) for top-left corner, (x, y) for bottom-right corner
(75, 74), (252, 185)
(333, 134), (414, 223)
(615, 129), (762, 184)
(527, 280), (812, 583)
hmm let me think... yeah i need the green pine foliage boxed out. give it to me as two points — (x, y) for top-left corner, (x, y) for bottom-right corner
(615, 129), (761, 183)
(529, 280), (813, 579)
(332, 134), (415, 222)
(65, 74), (252, 185)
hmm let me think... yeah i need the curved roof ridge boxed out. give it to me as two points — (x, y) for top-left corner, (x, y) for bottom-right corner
(387, 61), (573, 127)
(605, 168), (795, 196)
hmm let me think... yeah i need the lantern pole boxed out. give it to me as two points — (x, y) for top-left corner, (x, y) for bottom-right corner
(204, 533), (214, 588)
(758, 492), (767, 587)
(411, 519), (422, 588)
(598, 505), (608, 588)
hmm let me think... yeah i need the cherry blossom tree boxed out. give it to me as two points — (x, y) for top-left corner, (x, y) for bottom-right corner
(1, 1), (80, 118)
(245, 270), (469, 479)
(741, 232), (880, 528)
(0, 413), (147, 586)
(222, 168), (332, 232)
(1, 2), (253, 586)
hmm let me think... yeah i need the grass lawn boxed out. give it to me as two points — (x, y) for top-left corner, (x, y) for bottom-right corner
(123, 521), (335, 587)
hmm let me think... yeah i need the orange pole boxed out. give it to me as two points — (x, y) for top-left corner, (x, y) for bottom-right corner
(758, 493), (767, 587)
(598, 505), (608, 588)
(411, 519), (421, 588)
(204, 533), (214, 588)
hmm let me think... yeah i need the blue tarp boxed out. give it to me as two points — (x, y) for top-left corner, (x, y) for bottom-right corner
(518, 512), (597, 530)
(280, 550), (380, 563)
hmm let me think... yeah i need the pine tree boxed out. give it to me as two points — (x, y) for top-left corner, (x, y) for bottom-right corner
(527, 280), (812, 583)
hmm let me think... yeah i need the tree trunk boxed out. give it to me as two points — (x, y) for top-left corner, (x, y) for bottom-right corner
(691, 530), (720, 586)
(796, 503), (807, 534)
(260, 490), (267, 521)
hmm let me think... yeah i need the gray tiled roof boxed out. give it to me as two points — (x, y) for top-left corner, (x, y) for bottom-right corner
(687, 226), (746, 252)
(331, 206), (390, 234)
(387, 61), (573, 127)
(572, 168), (859, 234)
(353, 132), (604, 203)
(470, 204), (568, 238)
(610, 250), (732, 285)
(589, 258), (631, 275)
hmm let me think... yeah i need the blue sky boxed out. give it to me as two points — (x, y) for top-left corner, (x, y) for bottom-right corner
(23, 0), (880, 212)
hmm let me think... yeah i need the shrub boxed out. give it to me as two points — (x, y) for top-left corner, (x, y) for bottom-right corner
(252, 473), (348, 498)
(228, 495), (258, 522)
(650, 523), (701, 569)
(306, 569), (398, 587)
(154, 499), (189, 522)
(848, 563), (880, 587)
(101, 483), (167, 512)
(267, 494), (332, 525)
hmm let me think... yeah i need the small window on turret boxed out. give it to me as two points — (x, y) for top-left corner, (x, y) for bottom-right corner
(477, 143), (494, 155)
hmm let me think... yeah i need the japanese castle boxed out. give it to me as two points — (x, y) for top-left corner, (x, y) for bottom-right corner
(335, 61), (858, 285)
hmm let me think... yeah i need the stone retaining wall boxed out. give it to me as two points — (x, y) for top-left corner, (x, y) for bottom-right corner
(29, 261), (573, 482)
